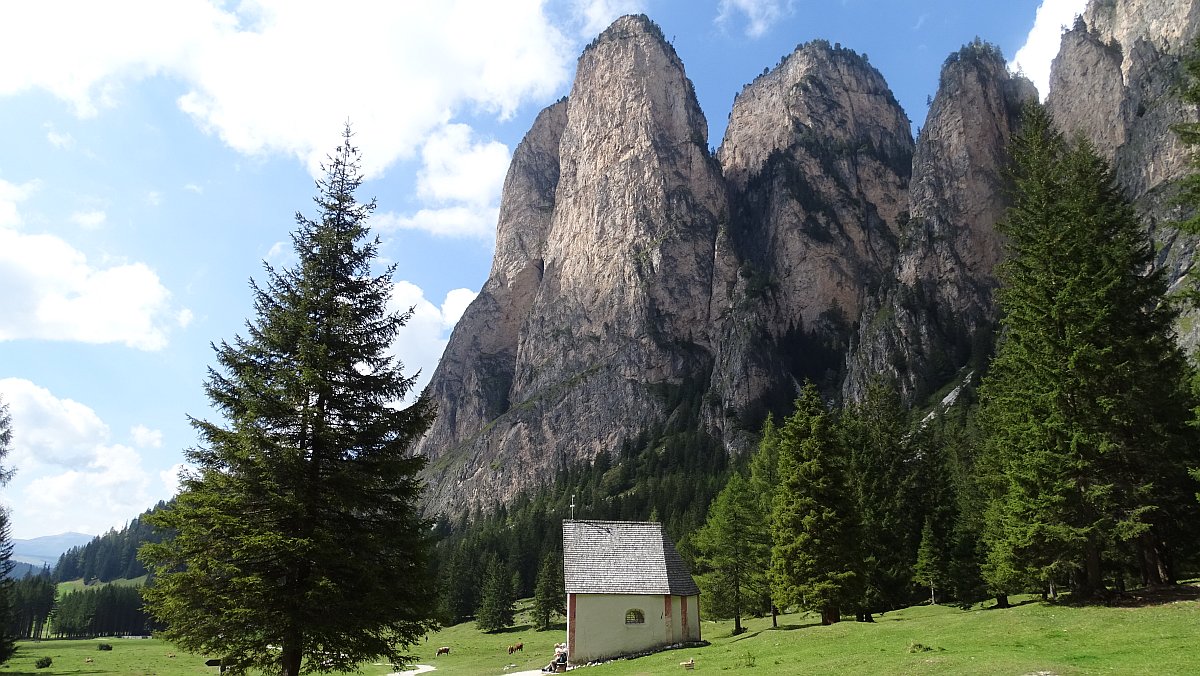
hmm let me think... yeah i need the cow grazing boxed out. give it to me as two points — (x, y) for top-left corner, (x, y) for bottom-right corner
(508, 642), (523, 654)
(436, 646), (451, 657)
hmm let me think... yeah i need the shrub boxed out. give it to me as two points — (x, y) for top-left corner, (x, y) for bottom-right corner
(35, 656), (53, 669)
(98, 643), (113, 651)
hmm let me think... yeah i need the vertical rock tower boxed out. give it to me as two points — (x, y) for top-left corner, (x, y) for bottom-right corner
(415, 16), (731, 513)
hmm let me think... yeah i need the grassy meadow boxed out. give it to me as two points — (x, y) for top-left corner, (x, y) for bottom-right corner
(4, 591), (1198, 675)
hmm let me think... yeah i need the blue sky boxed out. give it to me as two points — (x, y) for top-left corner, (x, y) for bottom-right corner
(0, 0), (1085, 539)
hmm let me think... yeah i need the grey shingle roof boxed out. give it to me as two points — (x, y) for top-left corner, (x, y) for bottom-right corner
(562, 520), (700, 596)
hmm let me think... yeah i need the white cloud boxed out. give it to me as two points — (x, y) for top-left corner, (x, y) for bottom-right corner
(0, 179), (39, 228)
(0, 378), (108, 468)
(374, 206), (501, 239)
(0, 225), (182, 350)
(160, 462), (187, 496)
(176, 308), (195, 328)
(372, 124), (509, 239)
(441, 288), (478, 327)
(573, 0), (648, 38)
(183, 183), (204, 194)
(130, 424), (163, 449)
(1010, 0), (1089, 100)
(0, 378), (175, 538)
(716, 0), (794, 38)
(145, 190), (163, 206)
(387, 281), (477, 401)
(416, 124), (511, 207)
(0, 1), (572, 178)
(69, 209), (107, 229)
(46, 128), (74, 149)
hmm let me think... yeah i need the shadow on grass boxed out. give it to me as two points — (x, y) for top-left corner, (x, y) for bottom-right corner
(487, 623), (534, 634)
(769, 620), (824, 632)
(1053, 583), (1200, 608)
(979, 597), (1041, 611)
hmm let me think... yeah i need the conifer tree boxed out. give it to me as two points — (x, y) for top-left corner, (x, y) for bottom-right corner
(476, 557), (516, 633)
(979, 102), (1199, 598)
(140, 128), (437, 676)
(769, 384), (860, 625)
(693, 471), (770, 634)
(532, 552), (565, 631)
(0, 397), (14, 664)
(913, 517), (946, 605)
(841, 379), (918, 618)
(747, 415), (781, 625)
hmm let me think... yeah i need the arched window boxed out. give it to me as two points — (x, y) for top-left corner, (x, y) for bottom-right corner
(625, 609), (645, 624)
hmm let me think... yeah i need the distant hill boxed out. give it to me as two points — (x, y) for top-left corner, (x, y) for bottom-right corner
(8, 560), (46, 579)
(13, 532), (95, 567)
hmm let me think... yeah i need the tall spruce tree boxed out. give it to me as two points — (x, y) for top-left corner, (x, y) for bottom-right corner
(532, 552), (565, 631)
(748, 414), (781, 626)
(979, 102), (1199, 599)
(140, 129), (437, 676)
(841, 379), (918, 618)
(913, 517), (946, 605)
(769, 384), (860, 625)
(476, 557), (516, 633)
(693, 471), (770, 634)
(0, 397), (15, 664)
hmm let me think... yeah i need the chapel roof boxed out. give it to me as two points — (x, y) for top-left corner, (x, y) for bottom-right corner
(562, 519), (701, 596)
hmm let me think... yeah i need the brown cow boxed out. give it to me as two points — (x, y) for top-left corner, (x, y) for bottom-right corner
(436, 646), (451, 656)
(507, 642), (523, 655)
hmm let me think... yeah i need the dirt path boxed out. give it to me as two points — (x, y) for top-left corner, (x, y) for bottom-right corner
(388, 665), (436, 676)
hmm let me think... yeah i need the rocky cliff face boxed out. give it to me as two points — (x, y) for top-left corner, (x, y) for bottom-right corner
(711, 41), (913, 429)
(415, 16), (732, 514)
(416, 2), (1198, 516)
(844, 44), (1036, 404)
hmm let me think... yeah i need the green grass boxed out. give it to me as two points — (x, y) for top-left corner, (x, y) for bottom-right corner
(7, 592), (1200, 675)
(1, 638), (209, 676)
(55, 576), (148, 596)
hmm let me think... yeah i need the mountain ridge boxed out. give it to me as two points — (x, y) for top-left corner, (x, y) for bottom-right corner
(415, 0), (1200, 518)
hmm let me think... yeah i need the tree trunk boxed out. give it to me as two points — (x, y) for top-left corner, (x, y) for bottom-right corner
(281, 637), (302, 676)
(1083, 544), (1104, 597)
(771, 604), (778, 628)
(994, 594), (1009, 609)
(930, 584), (936, 606)
(820, 606), (840, 625)
(1139, 534), (1172, 586)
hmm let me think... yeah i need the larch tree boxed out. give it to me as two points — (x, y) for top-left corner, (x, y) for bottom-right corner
(769, 384), (861, 625)
(979, 102), (1199, 599)
(692, 471), (770, 635)
(0, 397), (15, 664)
(139, 128), (438, 676)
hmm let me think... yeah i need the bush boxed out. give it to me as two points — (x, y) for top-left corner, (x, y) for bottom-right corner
(98, 643), (113, 650)
(35, 656), (53, 669)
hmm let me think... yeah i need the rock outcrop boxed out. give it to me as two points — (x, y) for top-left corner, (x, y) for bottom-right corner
(844, 43), (1036, 404)
(415, 1), (1199, 516)
(415, 16), (732, 514)
(706, 40), (913, 437)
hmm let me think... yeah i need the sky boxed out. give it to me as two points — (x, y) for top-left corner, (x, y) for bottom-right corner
(0, 0), (1087, 540)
